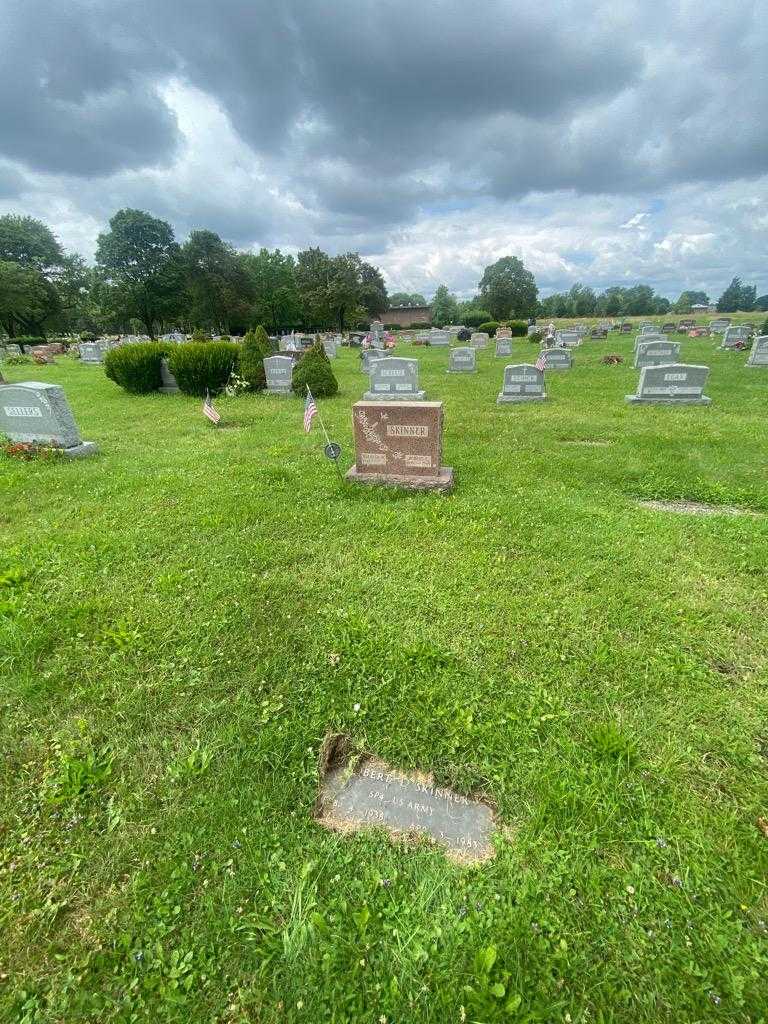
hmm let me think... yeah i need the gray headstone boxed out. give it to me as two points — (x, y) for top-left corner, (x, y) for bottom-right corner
(79, 342), (103, 364)
(633, 333), (665, 353)
(264, 355), (294, 395)
(634, 340), (681, 369)
(5, 344), (22, 357)
(721, 325), (750, 349)
(626, 363), (711, 405)
(0, 381), (97, 456)
(539, 348), (572, 370)
(364, 356), (425, 401)
(497, 363), (546, 403)
(495, 338), (513, 357)
(428, 330), (449, 347)
(159, 358), (179, 394)
(469, 332), (489, 349)
(361, 349), (389, 373)
(448, 346), (476, 373)
(746, 335), (768, 367)
(640, 325), (658, 336)
(709, 318), (730, 333)
(322, 338), (338, 358)
(556, 331), (581, 348)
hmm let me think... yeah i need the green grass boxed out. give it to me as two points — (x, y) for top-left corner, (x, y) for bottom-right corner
(2, 335), (768, 1023)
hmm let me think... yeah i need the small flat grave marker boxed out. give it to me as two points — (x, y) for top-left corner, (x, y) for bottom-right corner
(634, 340), (680, 369)
(364, 356), (425, 400)
(497, 364), (546, 403)
(263, 355), (294, 395)
(626, 363), (711, 405)
(0, 381), (98, 456)
(317, 743), (495, 863)
(448, 347), (476, 373)
(746, 335), (768, 367)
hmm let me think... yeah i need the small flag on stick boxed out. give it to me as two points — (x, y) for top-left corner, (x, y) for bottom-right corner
(535, 352), (547, 372)
(303, 386), (318, 433)
(202, 388), (221, 425)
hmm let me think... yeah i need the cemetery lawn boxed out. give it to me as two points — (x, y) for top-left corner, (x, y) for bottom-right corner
(3, 336), (768, 1024)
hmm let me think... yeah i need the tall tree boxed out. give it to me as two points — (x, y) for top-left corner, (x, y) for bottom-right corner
(0, 215), (64, 272)
(359, 262), (388, 320)
(0, 260), (60, 337)
(389, 291), (427, 306)
(717, 276), (756, 312)
(478, 256), (538, 319)
(181, 229), (253, 333)
(241, 248), (300, 332)
(673, 290), (709, 313)
(95, 209), (183, 338)
(430, 284), (458, 326)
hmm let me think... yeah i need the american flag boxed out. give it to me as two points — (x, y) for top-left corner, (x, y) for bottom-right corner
(535, 352), (547, 372)
(202, 389), (221, 425)
(303, 387), (318, 433)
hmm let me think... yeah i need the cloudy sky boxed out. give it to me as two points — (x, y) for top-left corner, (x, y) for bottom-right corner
(1, 0), (766, 300)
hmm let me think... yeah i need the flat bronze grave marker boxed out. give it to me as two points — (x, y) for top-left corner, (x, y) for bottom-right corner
(317, 743), (495, 863)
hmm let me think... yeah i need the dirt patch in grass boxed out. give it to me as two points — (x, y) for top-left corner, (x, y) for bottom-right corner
(637, 499), (761, 517)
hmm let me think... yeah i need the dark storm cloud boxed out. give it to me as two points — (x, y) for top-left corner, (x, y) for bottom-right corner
(0, 1), (181, 175)
(0, 0), (765, 262)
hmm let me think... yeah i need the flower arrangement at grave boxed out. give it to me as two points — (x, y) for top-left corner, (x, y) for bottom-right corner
(601, 354), (624, 365)
(3, 439), (64, 461)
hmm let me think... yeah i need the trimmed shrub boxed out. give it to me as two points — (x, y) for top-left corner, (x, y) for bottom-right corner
(291, 340), (338, 398)
(509, 320), (528, 336)
(528, 329), (543, 343)
(191, 327), (210, 342)
(79, 331), (97, 342)
(168, 342), (240, 397)
(105, 342), (172, 395)
(410, 321), (429, 329)
(478, 321), (499, 336)
(240, 325), (270, 391)
(463, 308), (492, 328)
(383, 323), (401, 331)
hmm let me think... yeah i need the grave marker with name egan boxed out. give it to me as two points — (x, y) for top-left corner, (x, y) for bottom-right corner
(626, 364), (711, 405)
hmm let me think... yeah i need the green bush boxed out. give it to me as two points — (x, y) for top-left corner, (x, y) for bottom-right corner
(292, 340), (338, 398)
(463, 308), (493, 328)
(168, 342), (239, 397)
(104, 342), (172, 395)
(761, 316), (768, 336)
(478, 321), (499, 336)
(191, 327), (210, 342)
(509, 320), (527, 336)
(410, 321), (429, 329)
(79, 331), (97, 342)
(240, 326), (270, 391)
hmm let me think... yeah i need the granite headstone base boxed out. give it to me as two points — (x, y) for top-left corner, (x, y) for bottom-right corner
(496, 392), (547, 404)
(59, 441), (99, 458)
(345, 464), (454, 492)
(625, 394), (711, 406)
(362, 389), (426, 401)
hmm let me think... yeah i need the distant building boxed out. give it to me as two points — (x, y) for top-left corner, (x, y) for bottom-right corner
(691, 303), (715, 313)
(384, 305), (432, 327)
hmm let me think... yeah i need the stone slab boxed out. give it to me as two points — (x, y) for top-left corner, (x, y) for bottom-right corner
(318, 752), (494, 861)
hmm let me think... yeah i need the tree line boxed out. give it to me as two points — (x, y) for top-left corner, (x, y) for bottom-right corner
(1, 211), (764, 339)
(0, 210), (388, 339)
